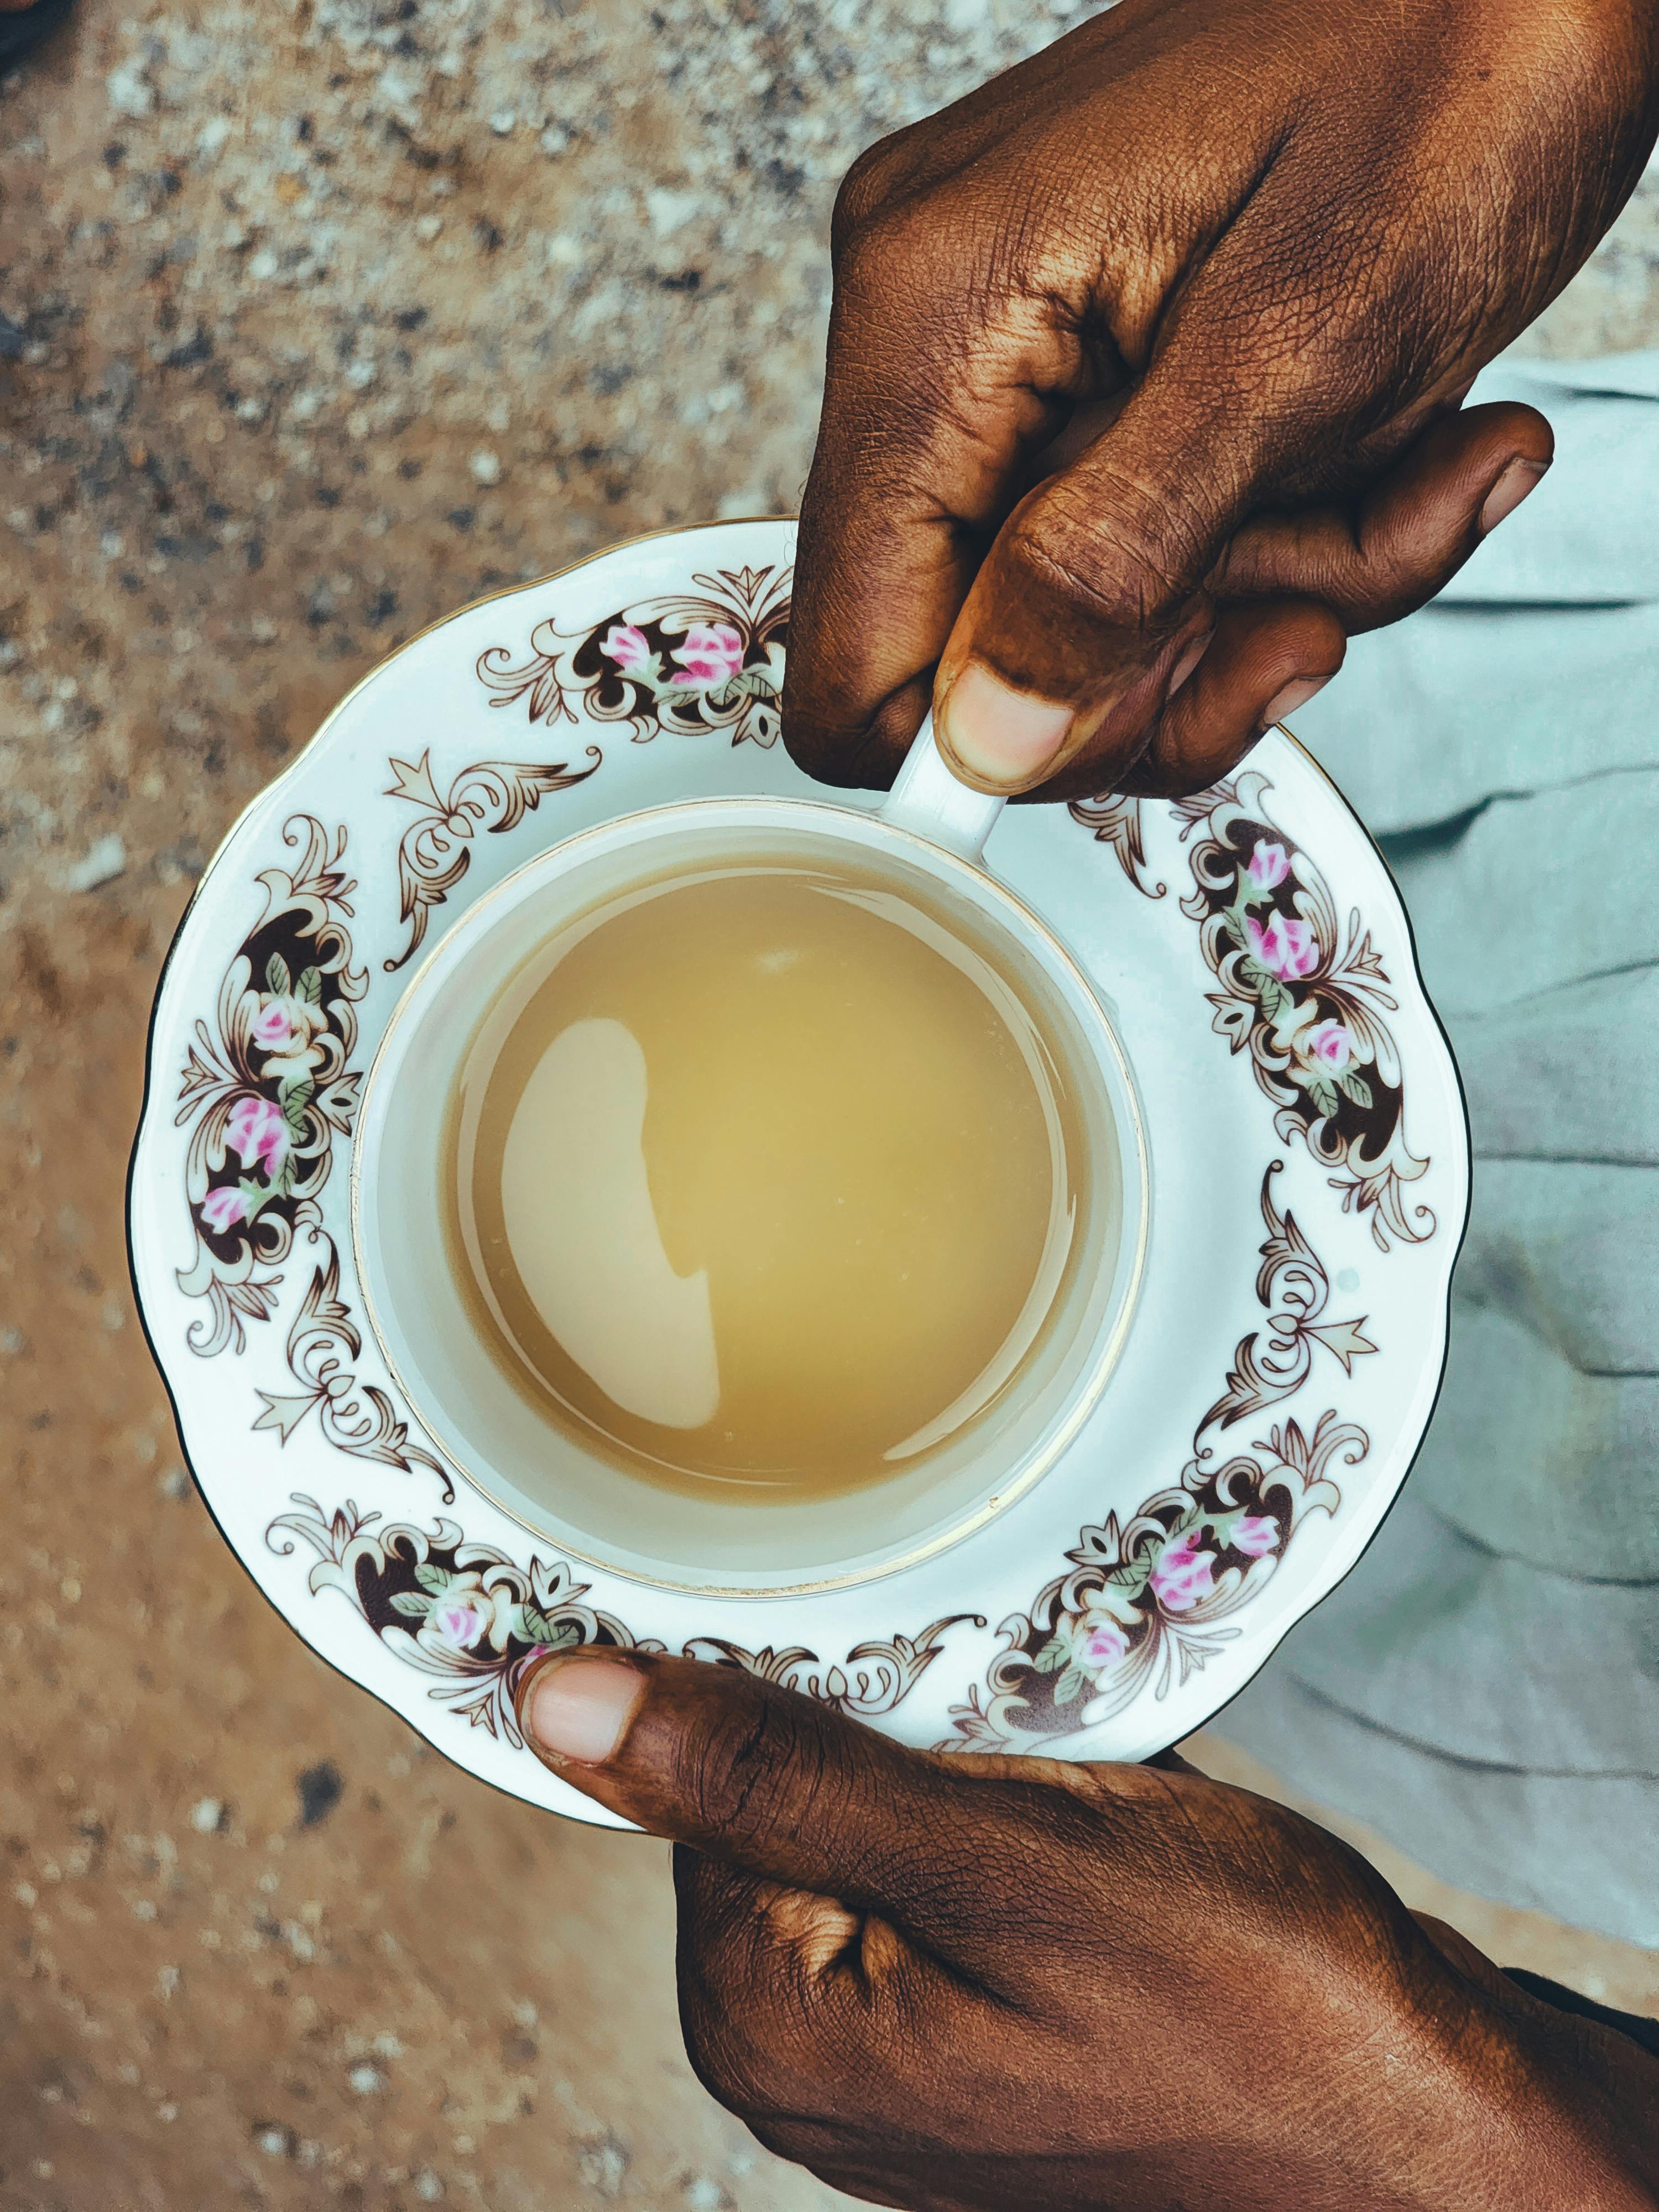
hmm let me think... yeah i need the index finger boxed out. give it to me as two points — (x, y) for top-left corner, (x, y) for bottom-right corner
(781, 225), (1083, 791)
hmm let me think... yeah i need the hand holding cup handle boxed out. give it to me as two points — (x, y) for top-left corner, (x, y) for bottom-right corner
(878, 713), (1006, 863)
(767, 0), (1655, 812)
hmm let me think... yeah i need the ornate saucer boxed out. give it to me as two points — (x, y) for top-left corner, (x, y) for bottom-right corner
(129, 518), (1468, 1832)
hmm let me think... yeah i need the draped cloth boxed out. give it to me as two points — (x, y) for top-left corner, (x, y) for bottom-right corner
(1212, 348), (1659, 1947)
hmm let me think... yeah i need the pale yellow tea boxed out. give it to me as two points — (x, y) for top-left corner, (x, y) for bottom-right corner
(446, 858), (1089, 1500)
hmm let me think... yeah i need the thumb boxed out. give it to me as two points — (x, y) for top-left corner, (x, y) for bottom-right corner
(517, 1648), (995, 1926)
(929, 372), (1262, 798)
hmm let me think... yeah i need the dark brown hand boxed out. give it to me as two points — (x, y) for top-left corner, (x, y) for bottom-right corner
(517, 1652), (1659, 2211)
(784, 0), (1659, 804)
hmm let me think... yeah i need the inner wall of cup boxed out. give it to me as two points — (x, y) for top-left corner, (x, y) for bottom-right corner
(359, 808), (1137, 1591)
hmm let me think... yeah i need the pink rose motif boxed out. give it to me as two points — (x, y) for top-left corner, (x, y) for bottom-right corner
(601, 621), (651, 671)
(432, 1600), (483, 1647)
(252, 999), (296, 1051)
(669, 621), (744, 688)
(1246, 839), (1290, 893)
(1079, 1616), (1130, 1670)
(1245, 910), (1319, 983)
(1302, 1017), (1355, 1076)
(1149, 1531), (1215, 1613)
(225, 1092), (290, 1177)
(1233, 1514), (1279, 1559)
(200, 1184), (250, 1234)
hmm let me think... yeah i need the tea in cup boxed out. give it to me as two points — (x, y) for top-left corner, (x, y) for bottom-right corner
(353, 726), (1146, 1595)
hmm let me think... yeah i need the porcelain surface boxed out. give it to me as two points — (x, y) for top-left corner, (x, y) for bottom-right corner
(129, 518), (1469, 1831)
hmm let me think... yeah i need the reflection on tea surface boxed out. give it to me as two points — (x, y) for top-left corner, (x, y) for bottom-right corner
(447, 862), (1089, 1499)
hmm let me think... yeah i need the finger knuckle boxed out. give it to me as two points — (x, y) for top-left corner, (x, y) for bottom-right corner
(830, 130), (913, 251)
(828, 209), (926, 325)
(679, 2004), (779, 2123)
(1004, 492), (1190, 635)
(676, 1687), (825, 1854)
(679, 1963), (844, 2131)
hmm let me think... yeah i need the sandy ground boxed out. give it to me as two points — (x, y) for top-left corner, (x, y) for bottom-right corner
(2, 2), (1656, 2204)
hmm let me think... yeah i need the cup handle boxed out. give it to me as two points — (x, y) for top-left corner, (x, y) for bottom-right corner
(876, 714), (1005, 864)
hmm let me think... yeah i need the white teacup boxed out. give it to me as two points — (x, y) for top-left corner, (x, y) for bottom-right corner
(351, 722), (1148, 1598)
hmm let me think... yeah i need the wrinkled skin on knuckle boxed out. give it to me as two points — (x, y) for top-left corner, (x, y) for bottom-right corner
(675, 1990), (770, 2124)
(676, 1921), (833, 2130)
(994, 492), (1192, 662)
(677, 1935), (902, 2147)
(669, 1692), (812, 1851)
(831, 123), (934, 252)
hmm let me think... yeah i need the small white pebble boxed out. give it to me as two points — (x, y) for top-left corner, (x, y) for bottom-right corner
(106, 62), (153, 118)
(64, 834), (126, 893)
(414, 2174), (445, 2204)
(415, 213), (443, 243)
(2, 1327), (24, 1355)
(197, 115), (232, 155)
(489, 108), (515, 135)
(132, 1898), (157, 1921)
(155, 2100), (178, 2122)
(189, 1797), (223, 1834)
(247, 248), (279, 281)
(469, 449), (501, 487)
(158, 1466), (189, 1499)
(13, 1882), (36, 1908)
(645, 187), (702, 239)
(256, 2125), (291, 2157)
(348, 2063), (385, 2096)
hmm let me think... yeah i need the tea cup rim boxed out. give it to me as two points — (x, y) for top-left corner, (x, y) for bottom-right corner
(348, 786), (1151, 1598)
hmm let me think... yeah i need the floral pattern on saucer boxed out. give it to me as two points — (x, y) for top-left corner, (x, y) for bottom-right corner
(264, 1496), (974, 1746)
(948, 1412), (1363, 1748)
(175, 819), (363, 1354)
(1077, 774), (1433, 1250)
(477, 560), (787, 748)
(942, 1157), (1376, 1752)
(174, 815), (446, 1483)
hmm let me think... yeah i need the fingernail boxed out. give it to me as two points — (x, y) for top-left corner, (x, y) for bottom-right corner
(1165, 626), (1213, 703)
(1259, 674), (1332, 732)
(1479, 456), (1550, 535)
(521, 1653), (646, 1765)
(935, 660), (1073, 789)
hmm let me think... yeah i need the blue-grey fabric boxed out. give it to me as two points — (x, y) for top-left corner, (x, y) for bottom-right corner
(1213, 348), (1659, 1947)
